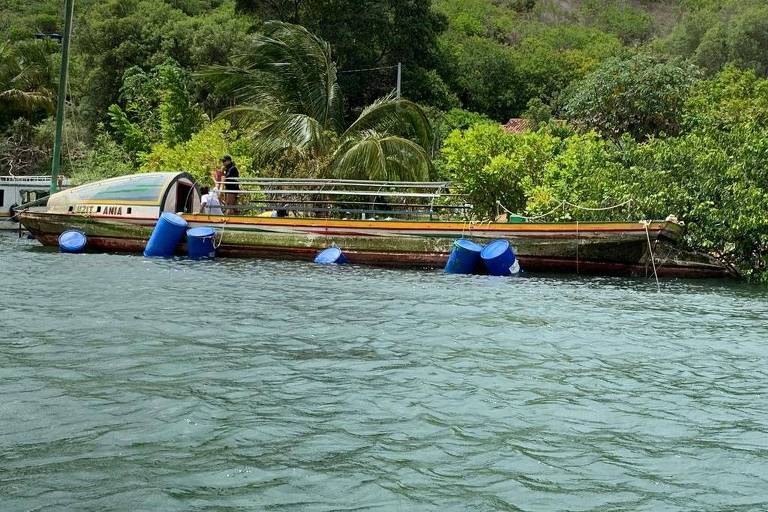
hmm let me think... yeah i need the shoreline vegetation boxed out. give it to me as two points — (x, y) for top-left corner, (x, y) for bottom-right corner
(2, 0), (767, 281)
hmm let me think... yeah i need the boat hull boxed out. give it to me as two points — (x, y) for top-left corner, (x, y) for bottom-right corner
(19, 211), (730, 278)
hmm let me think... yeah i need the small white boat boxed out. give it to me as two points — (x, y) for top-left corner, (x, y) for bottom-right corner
(0, 176), (68, 231)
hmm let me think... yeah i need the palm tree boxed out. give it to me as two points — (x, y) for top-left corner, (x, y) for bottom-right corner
(203, 21), (433, 181)
(0, 41), (57, 118)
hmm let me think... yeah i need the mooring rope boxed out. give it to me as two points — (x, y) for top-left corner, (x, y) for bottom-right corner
(460, 217), (476, 239)
(642, 220), (661, 292)
(495, 198), (633, 221)
(214, 217), (228, 249)
(496, 200), (563, 221)
(576, 220), (580, 275)
(565, 199), (633, 212)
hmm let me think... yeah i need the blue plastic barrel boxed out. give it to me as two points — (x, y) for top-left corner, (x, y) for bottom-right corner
(314, 247), (348, 264)
(186, 227), (216, 259)
(445, 239), (483, 274)
(481, 239), (517, 276)
(58, 230), (87, 253)
(143, 212), (188, 258)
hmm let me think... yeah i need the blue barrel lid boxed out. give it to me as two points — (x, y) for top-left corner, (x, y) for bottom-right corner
(453, 242), (483, 252)
(160, 212), (188, 228)
(481, 239), (511, 259)
(58, 230), (87, 251)
(187, 227), (216, 237)
(315, 247), (343, 264)
(454, 239), (483, 252)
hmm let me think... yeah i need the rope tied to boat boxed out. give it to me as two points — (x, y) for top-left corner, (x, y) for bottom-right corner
(495, 198), (633, 221)
(576, 220), (580, 275)
(461, 217), (478, 239)
(642, 220), (661, 292)
(214, 217), (228, 249)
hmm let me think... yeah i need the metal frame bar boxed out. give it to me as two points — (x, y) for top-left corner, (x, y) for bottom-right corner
(211, 178), (468, 219)
(0, 176), (54, 183)
(225, 178), (451, 188)
(245, 199), (470, 209)
(220, 189), (445, 198)
(220, 204), (468, 217)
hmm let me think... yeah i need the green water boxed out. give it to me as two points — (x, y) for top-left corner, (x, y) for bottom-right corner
(2, 233), (768, 511)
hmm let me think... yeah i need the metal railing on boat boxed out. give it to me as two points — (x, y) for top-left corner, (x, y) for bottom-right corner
(231, 178), (452, 187)
(212, 178), (469, 220)
(0, 176), (55, 183)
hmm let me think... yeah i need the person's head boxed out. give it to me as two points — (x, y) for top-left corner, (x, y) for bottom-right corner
(221, 155), (233, 167)
(200, 186), (210, 195)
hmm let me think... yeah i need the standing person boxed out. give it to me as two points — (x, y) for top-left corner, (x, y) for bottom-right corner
(221, 155), (240, 211)
(199, 186), (223, 215)
(212, 167), (224, 190)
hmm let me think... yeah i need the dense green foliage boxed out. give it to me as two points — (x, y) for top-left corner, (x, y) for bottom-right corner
(140, 120), (253, 182)
(108, 59), (208, 156)
(438, 67), (768, 280)
(562, 53), (700, 140)
(78, 0), (252, 121)
(435, 5), (625, 120)
(3, 0), (768, 280)
(234, 0), (447, 111)
(663, 0), (768, 76)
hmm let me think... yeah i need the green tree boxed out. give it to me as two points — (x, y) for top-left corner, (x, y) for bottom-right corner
(664, 0), (768, 76)
(434, 3), (624, 121)
(522, 98), (553, 130)
(523, 131), (628, 219)
(157, 62), (208, 146)
(108, 60), (207, 157)
(578, 0), (655, 43)
(203, 22), (434, 181)
(140, 119), (253, 183)
(512, 68), (768, 280)
(563, 53), (700, 140)
(431, 107), (492, 149)
(437, 34), (522, 121)
(69, 131), (136, 185)
(513, 26), (624, 106)
(438, 123), (560, 218)
(234, 0), (447, 112)
(77, 0), (252, 122)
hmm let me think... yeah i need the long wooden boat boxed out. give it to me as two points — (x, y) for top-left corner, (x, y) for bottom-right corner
(19, 172), (731, 278)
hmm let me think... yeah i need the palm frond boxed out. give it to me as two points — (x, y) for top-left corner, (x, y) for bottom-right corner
(332, 131), (431, 182)
(0, 88), (54, 111)
(344, 94), (434, 151)
(0, 40), (56, 113)
(223, 104), (332, 158)
(200, 21), (343, 132)
(253, 112), (332, 156)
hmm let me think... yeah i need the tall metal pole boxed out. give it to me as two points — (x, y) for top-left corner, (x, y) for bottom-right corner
(396, 62), (402, 99)
(50, 0), (75, 195)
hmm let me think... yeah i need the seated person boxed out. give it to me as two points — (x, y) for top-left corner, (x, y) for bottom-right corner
(199, 186), (223, 215)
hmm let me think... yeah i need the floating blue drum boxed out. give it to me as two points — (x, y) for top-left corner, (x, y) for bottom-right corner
(186, 227), (217, 259)
(314, 247), (348, 265)
(58, 230), (87, 253)
(445, 239), (484, 274)
(143, 212), (188, 258)
(481, 239), (518, 276)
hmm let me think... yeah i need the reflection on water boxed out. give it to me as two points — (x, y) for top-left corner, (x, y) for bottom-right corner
(2, 233), (768, 511)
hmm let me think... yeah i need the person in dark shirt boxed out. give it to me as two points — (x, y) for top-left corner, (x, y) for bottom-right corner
(221, 155), (240, 210)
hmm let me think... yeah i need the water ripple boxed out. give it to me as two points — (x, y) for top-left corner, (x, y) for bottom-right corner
(2, 233), (768, 511)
